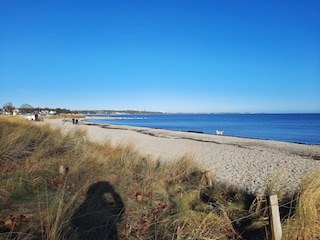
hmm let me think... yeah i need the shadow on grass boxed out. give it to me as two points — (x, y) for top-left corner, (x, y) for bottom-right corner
(71, 181), (124, 240)
(200, 186), (268, 240)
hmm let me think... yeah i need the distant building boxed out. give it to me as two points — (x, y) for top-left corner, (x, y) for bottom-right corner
(13, 109), (20, 115)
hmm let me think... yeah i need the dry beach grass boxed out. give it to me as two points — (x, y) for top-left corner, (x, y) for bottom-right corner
(1, 115), (320, 239)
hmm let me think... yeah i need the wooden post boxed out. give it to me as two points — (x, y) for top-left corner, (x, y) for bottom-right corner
(59, 164), (65, 176)
(269, 194), (282, 240)
(176, 226), (182, 240)
(204, 171), (212, 187)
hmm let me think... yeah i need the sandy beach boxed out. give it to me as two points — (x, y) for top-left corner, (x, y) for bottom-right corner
(41, 118), (320, 196)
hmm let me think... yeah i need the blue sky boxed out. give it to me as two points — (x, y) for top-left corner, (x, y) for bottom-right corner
(0, 0), (319, 113)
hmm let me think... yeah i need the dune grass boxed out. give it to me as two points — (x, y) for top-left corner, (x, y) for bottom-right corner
(282, 170), (320, 239)
(0, 115), (319, 239)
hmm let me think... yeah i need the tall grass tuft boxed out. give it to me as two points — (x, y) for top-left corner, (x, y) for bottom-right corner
(282, 170), (320, 239)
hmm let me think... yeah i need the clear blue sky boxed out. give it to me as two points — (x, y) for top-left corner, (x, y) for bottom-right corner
(1, 0), (319, 113)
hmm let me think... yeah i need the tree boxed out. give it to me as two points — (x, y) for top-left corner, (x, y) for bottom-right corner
(55, 108), (72, 114)
(19, 104), (34, 114)
(3, 102), (15, 114)
(20, 104), (33, 109)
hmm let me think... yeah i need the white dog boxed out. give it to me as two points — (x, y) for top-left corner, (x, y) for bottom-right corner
(216, 130), (224, 136)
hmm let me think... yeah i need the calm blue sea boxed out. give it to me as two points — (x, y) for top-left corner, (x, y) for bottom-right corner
(84, 113), (320, 145)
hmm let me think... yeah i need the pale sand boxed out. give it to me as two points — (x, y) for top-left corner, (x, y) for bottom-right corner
(40, 118), (320, 195)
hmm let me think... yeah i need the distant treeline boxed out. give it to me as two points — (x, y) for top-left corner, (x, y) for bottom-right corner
(81, 110), (164, 114)
(1, 102), (164, 115)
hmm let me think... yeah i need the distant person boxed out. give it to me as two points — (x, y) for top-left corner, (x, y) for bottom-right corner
(76, 119), (78, 124)
(72, 118), (75, 124)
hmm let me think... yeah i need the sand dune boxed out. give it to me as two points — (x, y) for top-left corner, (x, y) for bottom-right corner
(41, 118), (320, 195)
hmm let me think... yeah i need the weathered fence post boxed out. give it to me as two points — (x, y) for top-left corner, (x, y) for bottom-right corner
(269, 194), (282, 240)
(204, 171), (212, 187)
(59, 164), (66, 176)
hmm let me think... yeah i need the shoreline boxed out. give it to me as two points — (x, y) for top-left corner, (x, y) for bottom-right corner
(83, 121), (320, 161)
(41, 117), (320, 196)
(82, 119), (320, 153)
(82, 117), (320, 146)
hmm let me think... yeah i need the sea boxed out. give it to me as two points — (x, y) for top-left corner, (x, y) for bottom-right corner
(84, 113), (320, 145)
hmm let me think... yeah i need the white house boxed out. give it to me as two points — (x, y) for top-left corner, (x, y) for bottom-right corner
(13, 109), (20, 115)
